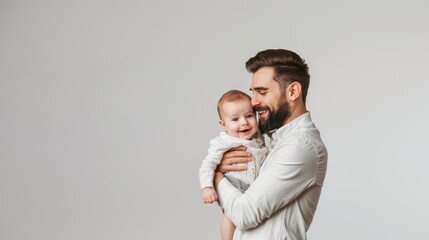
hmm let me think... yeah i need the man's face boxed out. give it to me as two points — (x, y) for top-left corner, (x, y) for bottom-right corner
(250, 67), (291, 134)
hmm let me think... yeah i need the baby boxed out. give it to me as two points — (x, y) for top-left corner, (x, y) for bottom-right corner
(199, 90), (267, 240)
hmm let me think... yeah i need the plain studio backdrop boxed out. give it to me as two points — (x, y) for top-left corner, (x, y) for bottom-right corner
(1, 0), (428, 239)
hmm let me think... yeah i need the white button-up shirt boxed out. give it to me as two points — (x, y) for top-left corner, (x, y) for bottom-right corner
(217, 112), (328, 240)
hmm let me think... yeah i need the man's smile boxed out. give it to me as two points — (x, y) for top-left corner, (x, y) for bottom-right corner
(255, 107), (270, 119)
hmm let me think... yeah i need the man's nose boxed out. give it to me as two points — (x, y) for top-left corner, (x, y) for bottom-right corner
(251, 96), (260, 106)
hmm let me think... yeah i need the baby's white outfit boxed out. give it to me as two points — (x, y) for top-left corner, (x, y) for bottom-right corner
(199, 132), (268, 192)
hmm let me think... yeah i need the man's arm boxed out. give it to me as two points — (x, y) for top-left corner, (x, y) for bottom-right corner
(216, 142), (318, 230)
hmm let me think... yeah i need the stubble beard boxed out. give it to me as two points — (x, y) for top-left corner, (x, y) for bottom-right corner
(257, 99), (291, 134)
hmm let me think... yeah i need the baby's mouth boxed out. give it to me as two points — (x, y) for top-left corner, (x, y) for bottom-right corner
(240, 128), (251, 133)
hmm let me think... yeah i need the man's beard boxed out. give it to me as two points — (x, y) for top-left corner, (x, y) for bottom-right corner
(257, 100), (291, 134)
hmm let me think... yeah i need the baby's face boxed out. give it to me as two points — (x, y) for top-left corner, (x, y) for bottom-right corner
(220, 99), (258, 140)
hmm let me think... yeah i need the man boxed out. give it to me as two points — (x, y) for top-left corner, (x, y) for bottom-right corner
(214, 49), (328, 239)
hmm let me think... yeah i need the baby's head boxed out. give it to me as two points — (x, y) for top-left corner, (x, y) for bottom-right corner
(217, 90), (258, 140)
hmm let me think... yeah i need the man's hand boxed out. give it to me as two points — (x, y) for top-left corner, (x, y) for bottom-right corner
(214, 146), (251, 190)
(216, 146), (252, 173)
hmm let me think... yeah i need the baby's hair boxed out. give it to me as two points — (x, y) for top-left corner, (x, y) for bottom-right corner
(217, 90), (252, 119)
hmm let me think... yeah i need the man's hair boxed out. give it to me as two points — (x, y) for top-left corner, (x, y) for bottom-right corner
(246, 49), (310, 104)
(217, 90), (251, 119)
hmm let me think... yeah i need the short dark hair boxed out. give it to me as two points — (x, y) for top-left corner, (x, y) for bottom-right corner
(217, 90), (251, 119)
(246, 49), (310, 104)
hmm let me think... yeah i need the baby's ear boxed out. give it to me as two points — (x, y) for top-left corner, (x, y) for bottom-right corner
(219, 120), (226, 130)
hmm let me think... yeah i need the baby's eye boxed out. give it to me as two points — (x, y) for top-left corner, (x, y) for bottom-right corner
(245, 114), (254, 119)
(231, 118), (239, 121)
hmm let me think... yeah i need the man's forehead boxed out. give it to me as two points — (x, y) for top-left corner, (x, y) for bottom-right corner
(250, 78), (277, 91)
(250, 69), (276, 86)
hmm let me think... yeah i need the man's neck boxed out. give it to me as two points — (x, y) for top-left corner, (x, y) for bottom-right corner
(283, 105), (307, 126)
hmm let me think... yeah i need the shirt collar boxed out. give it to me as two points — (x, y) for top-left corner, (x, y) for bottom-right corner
(271, 111), (312, 141)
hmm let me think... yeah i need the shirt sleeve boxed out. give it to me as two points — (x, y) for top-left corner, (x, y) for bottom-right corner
(217, 139), (318, 230)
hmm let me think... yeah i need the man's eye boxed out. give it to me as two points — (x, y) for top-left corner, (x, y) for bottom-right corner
(256, 90), (267, 95)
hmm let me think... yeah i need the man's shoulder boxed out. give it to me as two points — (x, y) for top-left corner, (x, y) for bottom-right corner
(277, 126), (326, 155)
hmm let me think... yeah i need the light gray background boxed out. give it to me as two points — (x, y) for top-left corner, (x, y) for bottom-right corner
(1, 0), (428, 239)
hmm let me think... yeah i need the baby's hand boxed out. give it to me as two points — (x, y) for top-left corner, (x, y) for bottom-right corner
(201, 187), (218, 204)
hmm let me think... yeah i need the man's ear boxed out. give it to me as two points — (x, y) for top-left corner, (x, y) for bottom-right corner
(286, 82), (302, 102)
(219, 119), (226, 131)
